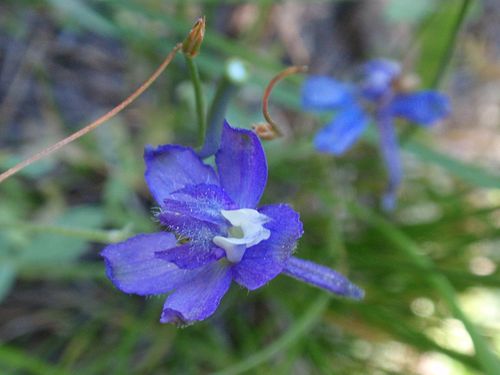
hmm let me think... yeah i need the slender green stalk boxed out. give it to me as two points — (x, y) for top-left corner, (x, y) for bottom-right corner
(198, 75), (235, 157)
(214, 294), (330, 375)
(185, 55), (206, 147)
(198, 59), (248, 158)
(2, 221), (132, 243)
(20, 264), (104, 280)
(348, 202), (500, 374)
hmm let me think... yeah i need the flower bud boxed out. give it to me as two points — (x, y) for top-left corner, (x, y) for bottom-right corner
(182, 16), (206, 58)
(252, 122), (279, 140)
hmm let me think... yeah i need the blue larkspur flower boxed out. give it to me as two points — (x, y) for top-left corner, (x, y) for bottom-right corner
(101, 122), (363, 325)
(302, 59), (451, 210)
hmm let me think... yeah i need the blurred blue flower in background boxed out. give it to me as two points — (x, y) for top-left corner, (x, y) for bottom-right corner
(102, 122), (363, 325)
(302, 59), (450, 210)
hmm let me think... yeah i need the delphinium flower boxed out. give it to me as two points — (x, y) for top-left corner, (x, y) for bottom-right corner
(302, 59), (451, 210)
(102, 122), (363, 325)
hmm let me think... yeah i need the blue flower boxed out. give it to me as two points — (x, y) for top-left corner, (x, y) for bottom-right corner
(101, 122), (363, 325)
(302, 59), (451, 210)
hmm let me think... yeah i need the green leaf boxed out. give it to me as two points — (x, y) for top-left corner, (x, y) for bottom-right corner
(214, 295), (330, 375)
(365, 126), (500, 189)
(416, 0), (472, 87)
(18, 206), (105, 265)
(0, 345), (67, 375)
(47, 0), (119, 36)
(405, 139), (500, 189)
(0, 262), (16, 303)
(349, 202), (500, 374)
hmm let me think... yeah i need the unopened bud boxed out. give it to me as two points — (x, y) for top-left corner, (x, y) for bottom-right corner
(252, 123), (279, 140)
(182, 16), (206, 58)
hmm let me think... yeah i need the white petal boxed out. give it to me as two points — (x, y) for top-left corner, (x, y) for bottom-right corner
(213, 208), (271, 263)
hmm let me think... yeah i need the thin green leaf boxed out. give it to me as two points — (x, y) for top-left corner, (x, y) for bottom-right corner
(214, 294), (330, 375)
(0, 262), (16, 303)
(349, 202), (500, 374)
(47, 0), (118, 36)
(0, 345), (68, 375)
(405, 139), (500, 188)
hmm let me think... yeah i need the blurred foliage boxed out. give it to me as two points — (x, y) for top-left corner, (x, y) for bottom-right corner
(1, 0), (500, 374)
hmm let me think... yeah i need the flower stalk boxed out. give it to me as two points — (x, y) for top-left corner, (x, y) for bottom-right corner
(198, 58), (249, 158)
(185, 55), (207, 147)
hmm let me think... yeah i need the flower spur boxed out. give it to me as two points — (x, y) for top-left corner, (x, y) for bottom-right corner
(302, 59), (451, 210)
(102, 122), (363, 325)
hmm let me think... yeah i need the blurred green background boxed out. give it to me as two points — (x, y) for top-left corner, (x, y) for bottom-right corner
(1, 0), (500, 374)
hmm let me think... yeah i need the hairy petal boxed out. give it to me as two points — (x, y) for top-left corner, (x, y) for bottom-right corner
(389, 91), (451, 126)
(144, 145), (218, 207)
(232, 204), (303, 290)
(158, 207), (220, 244)
(301, 76), (353, 111)
(314, 105), (368, 155)
(160, 262), (232, 325)
(283, 256), (364, 299)
(156, 184), (236, 268)
(156, 243), (225, 270)
(156, 213), (222, 269)
(215, 122), (267, 208)
(161, 184), (236, 227)
(101, 233), (192, 295)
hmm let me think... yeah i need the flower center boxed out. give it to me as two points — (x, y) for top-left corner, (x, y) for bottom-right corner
(213, 209), (271, 263)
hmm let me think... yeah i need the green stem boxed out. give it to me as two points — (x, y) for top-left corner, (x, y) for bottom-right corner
(214, 294), (329, 375)
(348, 202), (500, 374)
(2, 221), (132, 243)
(185, 55), (206, 147)
(198, 59), (248, 158)
(198, 75), (235, 158)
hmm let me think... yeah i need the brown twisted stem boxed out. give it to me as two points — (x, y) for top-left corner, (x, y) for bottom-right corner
(261, 65), (308, 137)
(0, 43), (183, 184)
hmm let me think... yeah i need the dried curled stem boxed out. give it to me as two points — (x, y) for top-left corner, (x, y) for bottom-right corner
(256, 65), (308, 139)
(0, 43), (183, 184)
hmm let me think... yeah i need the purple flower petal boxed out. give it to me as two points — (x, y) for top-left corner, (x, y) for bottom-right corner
(232, 204), (303, 290)
(161, 184), (236, 227)
(101, 233), (192, 295)
(301, 76), (353, 111)
(156, 184), (236, 268)
(155, 214), (221, 269)
(376, 115), (402, 211)
(314, 105), (368, 155)
(283, 256), (364, 299)
(215, 122), (267, 208)
(156, 243), (225, 269)
(160, 261), (232, 325)
(144, 145), (218, 207)
(389, 91), (451, 126)
(158, 207), (220, 244)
